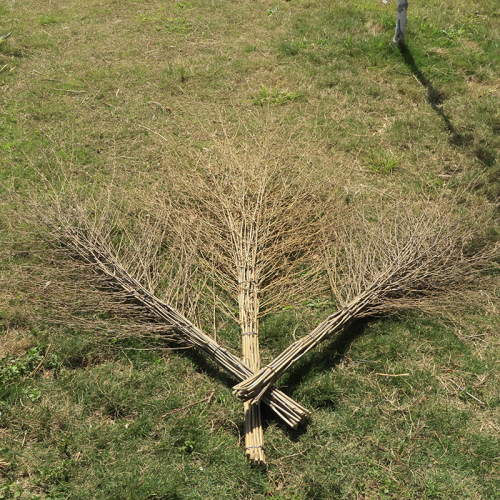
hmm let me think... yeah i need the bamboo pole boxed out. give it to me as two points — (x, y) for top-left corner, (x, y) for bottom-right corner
(239, 263), (265, 463)
(393, 0), (408, 45)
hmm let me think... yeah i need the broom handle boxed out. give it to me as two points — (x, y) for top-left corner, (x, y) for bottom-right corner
(239, 270), (265, 463)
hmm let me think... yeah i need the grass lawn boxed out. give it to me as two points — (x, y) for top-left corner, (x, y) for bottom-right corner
(1, 1), (499, 498)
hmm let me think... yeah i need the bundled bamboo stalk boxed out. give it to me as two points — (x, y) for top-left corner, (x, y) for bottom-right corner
(233, 293), (368, 401)
(233, 195), (499, 401)
(240, 265), (265, 463)
(165, 132), (340, 463)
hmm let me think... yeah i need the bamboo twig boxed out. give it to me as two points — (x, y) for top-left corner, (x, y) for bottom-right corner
(53, 89), (87, 93)
(162, 391), (215, 417)
(448, 379), (485, 405)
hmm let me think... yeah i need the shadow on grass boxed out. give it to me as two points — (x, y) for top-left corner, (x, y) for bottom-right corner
(261, 319), (371, 436)
(170, 320), (370, 437)
(398, 43), (463, 145)
(398, 43), (496, 170)
(281, 319), (369, 392)
(398, 43), (500, 199)
(181, 345), (237, 389)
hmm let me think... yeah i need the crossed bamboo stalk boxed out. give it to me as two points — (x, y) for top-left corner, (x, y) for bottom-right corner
(22, 139), (334, 464)
(52, 204), (497, 465)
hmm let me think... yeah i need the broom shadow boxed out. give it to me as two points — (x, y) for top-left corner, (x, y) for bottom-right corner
(261, 319), (371, 438)
(177, 344), (306, 448)
(167, 320), (369, 439)
(182, 343), (238, 388)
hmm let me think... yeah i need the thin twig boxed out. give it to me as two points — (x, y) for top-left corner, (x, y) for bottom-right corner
(95, 376), (113, 402)
(24, 344), (51, 380)
(162, 391), (215, 417)
(448, 379), (485, 405)
(53, 89), (87, 94)
(138, 124), (170, 144)
(116, 346), (193, 351)
(0, 31), (12, 43)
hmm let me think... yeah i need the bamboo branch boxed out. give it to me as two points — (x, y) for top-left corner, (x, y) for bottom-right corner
(234, 195), (499, 401)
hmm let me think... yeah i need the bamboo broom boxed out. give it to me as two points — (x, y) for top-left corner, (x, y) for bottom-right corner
(233, 196), (499, 401)
(17, 184), (311, 429)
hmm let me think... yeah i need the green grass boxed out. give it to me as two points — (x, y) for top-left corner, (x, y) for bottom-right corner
(1, 0), (499, 498)
(253, 85), (302, 105)
(1, 315), (498, 499)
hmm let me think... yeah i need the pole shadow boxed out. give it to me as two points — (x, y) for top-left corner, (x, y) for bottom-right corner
(397, 42), (497, 197)
(398, 43), (467, 147)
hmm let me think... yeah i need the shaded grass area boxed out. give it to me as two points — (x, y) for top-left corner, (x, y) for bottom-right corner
(1, 0), (499, 498)
(1, 313), (498, 499)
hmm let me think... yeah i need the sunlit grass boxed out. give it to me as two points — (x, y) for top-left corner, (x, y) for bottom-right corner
(1, 0), (498, 498)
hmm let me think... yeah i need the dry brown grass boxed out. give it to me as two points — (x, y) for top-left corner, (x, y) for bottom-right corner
(0, 328), (33, 358)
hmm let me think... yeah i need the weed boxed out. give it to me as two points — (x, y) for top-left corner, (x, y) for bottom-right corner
(0, 482), (23, 500)
(253, 85), (302, 106)
(0, 345), (44, 384)
(164, 17), (191, 34)
(179, 65), (187, 83)
(139, 14), (191, 34)
(243, 44), (257, 53)
(178, 439), (196, 454)
(278, 40), (307, 56)
(38, 15), (59, 26)
(367, 154), (398, 174)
